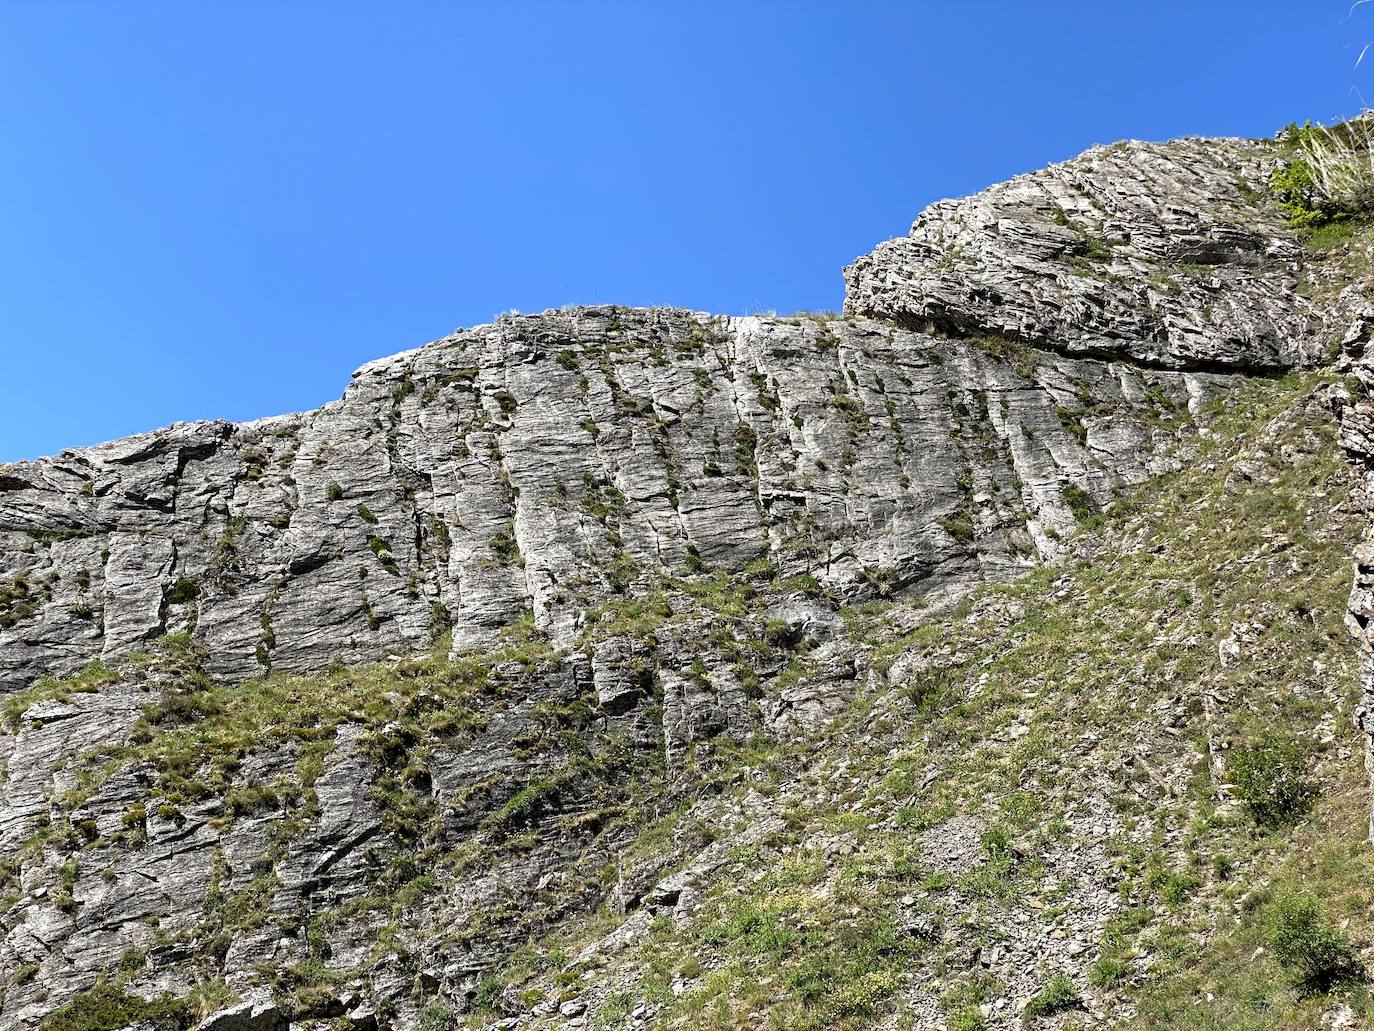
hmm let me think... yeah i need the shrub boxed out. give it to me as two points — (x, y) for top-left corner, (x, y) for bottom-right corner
(368, 536), (400, 575)
(762, 618), (803, 650)
(1269, 892), (1360, 990)
(489, 528), (520, 563)
(471, 977), (505, 1013)
(325, 482), (344, 501)
(1227, 736), (1315, 828)
(415, 1000), (455, 1031)
(1293, 117), (1374, 217)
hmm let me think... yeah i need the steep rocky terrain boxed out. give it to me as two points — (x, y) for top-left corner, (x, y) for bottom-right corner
(1, 130), (1373, 1031)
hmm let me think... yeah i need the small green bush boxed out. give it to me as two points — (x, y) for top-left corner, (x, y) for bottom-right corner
(1269, 892), (1360, 990)
(1061, 483), (1100, 525)
(762, 618), (803, 650)
(940, 511), (976, 544)
(414, 1001), (454, 1030)
(1023, 974), (1081, 1024)
(471, 977), (505, 1013)
(1228, 736), (1315, 828)
(1271, 148), (1329, 228)
(367, 536), (400, 575)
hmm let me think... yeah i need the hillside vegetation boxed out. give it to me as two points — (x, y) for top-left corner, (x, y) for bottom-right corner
(465, 374), (1374, 1030)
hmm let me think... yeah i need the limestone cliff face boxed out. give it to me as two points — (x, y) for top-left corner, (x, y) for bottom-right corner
(0, 131), (1368, 1031)
(1, 310), (1246, 694)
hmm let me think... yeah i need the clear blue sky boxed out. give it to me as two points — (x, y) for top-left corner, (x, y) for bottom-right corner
(1, 1), (1368, 461)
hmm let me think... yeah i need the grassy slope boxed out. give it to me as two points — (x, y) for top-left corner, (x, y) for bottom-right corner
(474, 372), (1374, 1030)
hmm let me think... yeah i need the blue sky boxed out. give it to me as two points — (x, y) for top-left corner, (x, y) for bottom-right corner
(1, 0), (1369, 461)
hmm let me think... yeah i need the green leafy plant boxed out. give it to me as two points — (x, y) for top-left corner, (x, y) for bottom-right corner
(1271, 118), (1373, 233)
(1269, 892), (1360, 991)
(1227, 735), (1315, 828)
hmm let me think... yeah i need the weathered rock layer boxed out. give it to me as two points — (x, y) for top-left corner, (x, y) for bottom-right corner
(0, 312), (1244, 692)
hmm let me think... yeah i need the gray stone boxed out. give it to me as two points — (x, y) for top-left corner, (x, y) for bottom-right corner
(194, 992), (285, 1031)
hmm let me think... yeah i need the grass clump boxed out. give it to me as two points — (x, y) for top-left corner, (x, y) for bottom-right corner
(939, 511), (976, 544)
(965, 332), (1039, 378)
(1022, 974), (1081, 1024)
(3, 661), (118, 730)
(39, 982), (189, 1031)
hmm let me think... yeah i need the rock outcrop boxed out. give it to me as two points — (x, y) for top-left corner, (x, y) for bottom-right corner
(0, 311), (1244, 692)
(844, 136), (1342, 370)
(1, 128), (1370, 1030)
(1336, 305), (1374, 842)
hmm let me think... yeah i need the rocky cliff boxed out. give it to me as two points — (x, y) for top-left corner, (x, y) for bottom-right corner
(1, 131), (1372, 1031)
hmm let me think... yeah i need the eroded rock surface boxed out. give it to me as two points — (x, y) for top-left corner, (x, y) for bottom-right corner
(0, 311), (1245, 693)
(844, 136), (1343, 369)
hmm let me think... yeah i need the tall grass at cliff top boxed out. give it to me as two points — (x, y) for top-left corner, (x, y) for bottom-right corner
(1273, 113), (1374, 240)
(1298, 113), (1374, 211)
